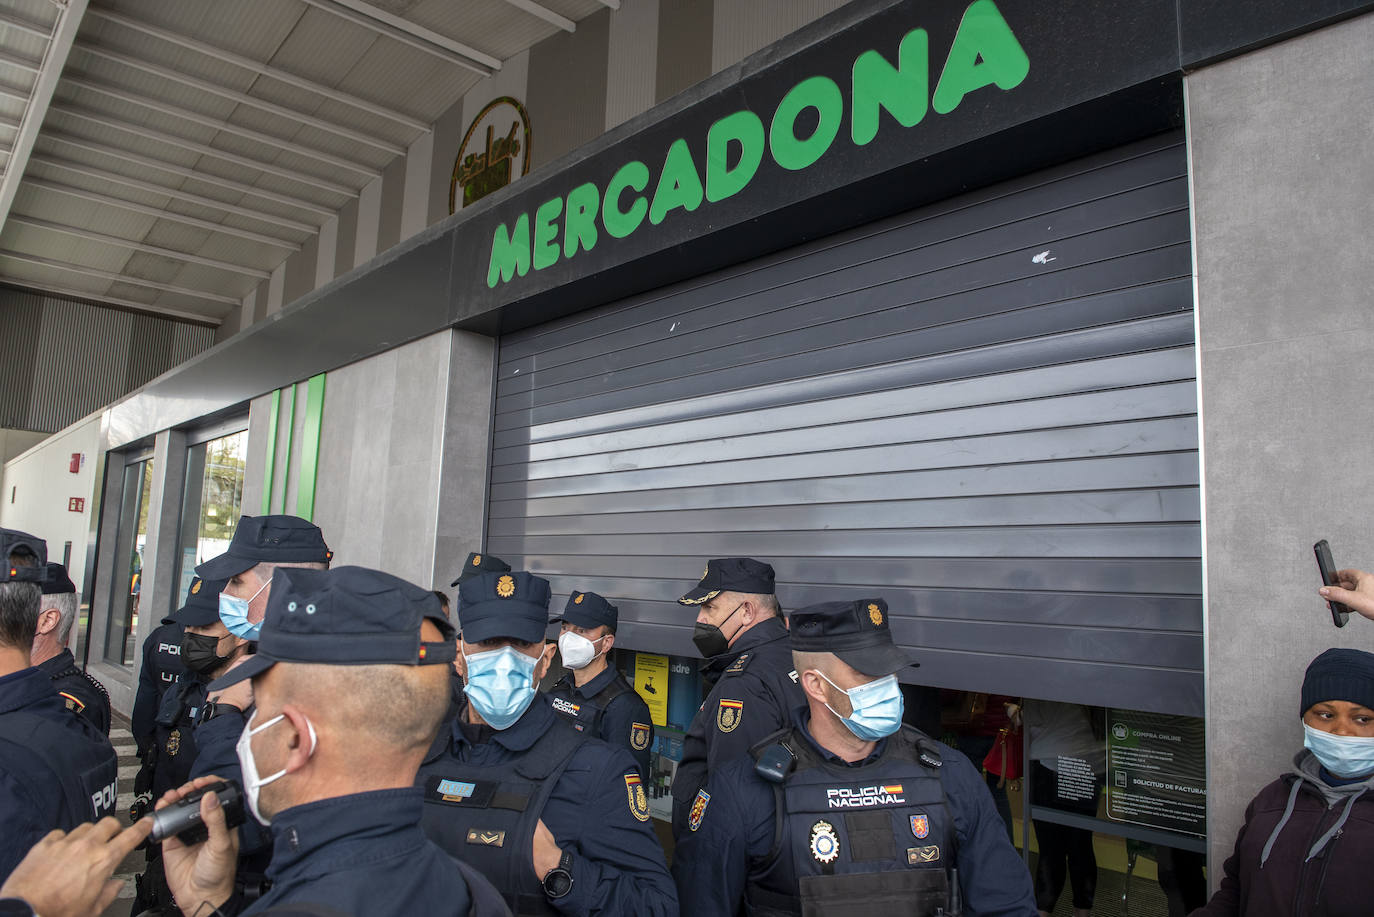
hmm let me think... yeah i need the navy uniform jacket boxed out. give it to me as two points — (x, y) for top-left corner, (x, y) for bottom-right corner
(417, 695), (678, 916)
(240, 788), (509, 916)
(36, 648), (110, 736)
(548, 665), (654, 778)
(670, 616), (805, 836)
(0, 667), (119, 881)
(133, 621), (186, 754)
(671, 708), (1037, 917)
(193, 702), (274, 864)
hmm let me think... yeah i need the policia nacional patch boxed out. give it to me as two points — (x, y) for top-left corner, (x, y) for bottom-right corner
(630, 722), (651, 750)
(688, 789), (710, 831)
(625, 774), (650, 822)
(717, 699), (743, 733)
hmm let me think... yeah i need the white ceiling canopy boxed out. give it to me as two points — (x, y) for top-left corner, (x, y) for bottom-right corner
(0, 0), (609, 324)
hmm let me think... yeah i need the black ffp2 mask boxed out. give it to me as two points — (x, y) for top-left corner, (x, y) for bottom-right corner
(181, 632), (230, 677)
(691, 603), (745, 659)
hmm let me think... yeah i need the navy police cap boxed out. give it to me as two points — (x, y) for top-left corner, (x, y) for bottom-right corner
(41, 562), (76, 595)
(552, 590), (618, 632)
(457, 571), (551, 644)
(195, 515), (331, 581)
(679, 557), (775, 606)
(170, 576), (229, 627)
(790, 598), (916, 677)
(451, 551), (511, 587)
(209, 566), (456, 690)
(0, 528), (47, 584)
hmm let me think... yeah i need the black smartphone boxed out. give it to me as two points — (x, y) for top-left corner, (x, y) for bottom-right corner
(1315, 539), (1351, 628)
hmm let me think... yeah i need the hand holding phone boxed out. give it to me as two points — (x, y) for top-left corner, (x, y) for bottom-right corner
(1315, 540), (1351, 628)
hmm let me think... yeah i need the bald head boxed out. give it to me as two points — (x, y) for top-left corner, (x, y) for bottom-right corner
(275, 660), (450, 760)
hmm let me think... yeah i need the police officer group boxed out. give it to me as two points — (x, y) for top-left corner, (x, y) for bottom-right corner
(0, 515), (1038, 916)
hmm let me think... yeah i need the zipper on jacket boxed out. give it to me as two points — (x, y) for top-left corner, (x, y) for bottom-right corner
(1290, 786), (1338, 917)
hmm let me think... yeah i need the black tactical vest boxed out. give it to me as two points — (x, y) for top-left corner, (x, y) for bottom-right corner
(745, 725), (961, 917)
(419, 719), (586, 916)
(152, 677), (207, 798)
(0, 710), (119, 829)
(547, 671), (631, 735)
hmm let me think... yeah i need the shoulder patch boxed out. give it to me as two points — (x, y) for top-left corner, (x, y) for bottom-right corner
(58, 691), (85, 712)
(630, 722), (651, 750)
(688, 788), (710, 831)
(724, 653), (752, 675)
(717, 698), (743, 733)
(625, 774), (650, 822)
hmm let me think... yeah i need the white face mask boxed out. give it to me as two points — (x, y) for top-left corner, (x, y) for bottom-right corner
(235, 710), (316, 826)
(557, 631), (606, 670)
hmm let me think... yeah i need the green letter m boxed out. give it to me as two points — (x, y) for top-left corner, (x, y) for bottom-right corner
(487, 213), (531, 288)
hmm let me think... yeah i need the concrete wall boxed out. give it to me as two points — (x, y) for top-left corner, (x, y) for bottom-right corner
(225, 0), (858, 338)
(310, 329), (496, 591)
(0, 415), (102, 591)
(0, 428), (48, 465)
(1190, 11), (1374, 879)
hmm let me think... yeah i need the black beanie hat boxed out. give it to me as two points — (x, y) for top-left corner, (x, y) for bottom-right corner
(1301, 648), (1374, 717)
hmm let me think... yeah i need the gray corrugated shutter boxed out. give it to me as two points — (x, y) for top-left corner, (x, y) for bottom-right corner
(488, 132), (1201, 716)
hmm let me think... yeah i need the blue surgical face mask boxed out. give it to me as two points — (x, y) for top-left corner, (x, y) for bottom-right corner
(220, 577), (270, 640)
(1303, 722), (1374, 779)
(817, 671), (904, 741)
(463, 645), (540, 730)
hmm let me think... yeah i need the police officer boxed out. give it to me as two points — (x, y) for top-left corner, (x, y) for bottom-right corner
(0, 528), (118, 881)
(444, 552), (511, 703)
(672, 598), (1037, 916)
(31, 562), (110, 734)
(132, 611), (188, 757)
(418, 570), (678, 916)
(129, 575), (243, 914)
(670, 557), (805, 837)
(190, 516), (332, 784)
(548, 590), (654, 779)
(451, 550), (511, 591)
(159, 566), (508, 916)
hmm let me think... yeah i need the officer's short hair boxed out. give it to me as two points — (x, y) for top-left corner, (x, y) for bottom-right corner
(0, 547), (42, 648)
(44, 591), (79, 645)
(251, 560), (329, 583)
(743, 592), (781, 618)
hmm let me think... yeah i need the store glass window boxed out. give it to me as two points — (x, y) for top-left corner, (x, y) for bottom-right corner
(104, 456), (154, 667)
(172, 429), (247, 606)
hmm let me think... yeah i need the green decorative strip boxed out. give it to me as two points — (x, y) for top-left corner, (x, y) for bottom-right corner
(261, 389), (281, 515)
(294, 373), (327, 522)
(275, 384), (296, 515)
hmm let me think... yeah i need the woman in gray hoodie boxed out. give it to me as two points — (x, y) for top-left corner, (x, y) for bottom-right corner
(1192, 648), (1374, 917)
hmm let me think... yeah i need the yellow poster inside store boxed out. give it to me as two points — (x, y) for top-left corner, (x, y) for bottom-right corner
(634, 652), (669, 727)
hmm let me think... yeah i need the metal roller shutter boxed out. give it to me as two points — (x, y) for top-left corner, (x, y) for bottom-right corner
(488, 131), (1200, 716)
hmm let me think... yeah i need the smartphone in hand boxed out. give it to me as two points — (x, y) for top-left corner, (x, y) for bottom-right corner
(1315, 539), (1351, 628)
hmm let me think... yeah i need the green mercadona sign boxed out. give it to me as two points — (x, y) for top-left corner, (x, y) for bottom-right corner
(485, 0), (1028, 289)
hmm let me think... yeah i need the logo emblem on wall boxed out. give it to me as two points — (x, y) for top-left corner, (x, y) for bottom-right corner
(451, 96), (532, 213)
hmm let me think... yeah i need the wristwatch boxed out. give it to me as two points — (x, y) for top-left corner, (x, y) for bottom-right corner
(542, 849), (574, 899)
(198, 701), (242, 724)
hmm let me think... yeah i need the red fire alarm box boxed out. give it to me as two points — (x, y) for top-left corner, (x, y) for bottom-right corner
(69, 453), (81, 474)
(67, 497), (85, 513)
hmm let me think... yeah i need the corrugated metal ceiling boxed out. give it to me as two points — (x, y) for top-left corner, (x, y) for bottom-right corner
(0, 0), (616, 325)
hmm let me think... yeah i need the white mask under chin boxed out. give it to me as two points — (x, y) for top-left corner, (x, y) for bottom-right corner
(235, 710), (317, 826)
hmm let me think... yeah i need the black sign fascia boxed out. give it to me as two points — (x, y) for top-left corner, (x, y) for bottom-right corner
(1181, 0), (1374, 68)
(445, 0), (1180, 328)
